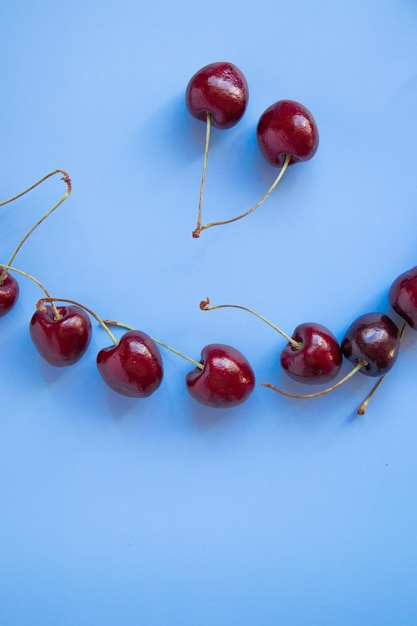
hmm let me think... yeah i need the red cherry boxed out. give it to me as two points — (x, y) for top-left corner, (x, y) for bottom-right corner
(30, 305), (92, 367)
(256, 99), (319, 167)
(97, 330), (163, 398)
(388, 265), (417, 329)
(185, 343), (255, 408)
(186, 61), (248, 130)
(0, 272), (19, 317)
(280, 323), (343, 384)
(341, 312), (400, 376)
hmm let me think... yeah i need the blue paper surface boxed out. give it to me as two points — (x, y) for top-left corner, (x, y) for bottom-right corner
(1, 1), (417, 624)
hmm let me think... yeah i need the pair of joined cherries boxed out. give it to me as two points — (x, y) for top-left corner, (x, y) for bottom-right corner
(185, 61), (319, 237)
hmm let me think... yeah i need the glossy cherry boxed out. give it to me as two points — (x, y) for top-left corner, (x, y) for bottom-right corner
(388, 265), (417, 329)
(186, 343), (255, 408)
(30, 305), (92, 367)
(97, 330), (164, 398)
(257, 99), (319, 167)
(0, 272), (19, 317)
(186, 61), (248, 129)
(280, 322), (343, 384)
(341, 312), (400, 376)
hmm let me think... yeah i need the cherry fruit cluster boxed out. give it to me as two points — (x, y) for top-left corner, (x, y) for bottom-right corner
(0, 61), (416, 416)
(0, 170), (255, 409)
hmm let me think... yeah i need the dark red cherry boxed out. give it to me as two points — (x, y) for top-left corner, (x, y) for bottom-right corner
(280, 323), (343, 384)
(97, 330), (163, 398)
(0, 272), (19, 317)
(186, 343), (255, 408)
(341, 312), (400, 376)
(30, 305), (92, 367)
(185, 61), (248, 130)
(256, 99), (319, 167)
(388, 265), (417, 329)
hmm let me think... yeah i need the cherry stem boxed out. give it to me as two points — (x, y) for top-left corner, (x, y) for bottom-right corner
(0, 169), (71, 206)
(36, 297), (117, 345)
(261, 360), (367, 399)
(192, 112), (212, 238)
(0, 170), (72, 283)
(195, 152), (291, 235)
(200, 296), (302, 349)
(103, 319), (204, 370)
(357, 322), (407, 415)
(0, 262), (61, 319)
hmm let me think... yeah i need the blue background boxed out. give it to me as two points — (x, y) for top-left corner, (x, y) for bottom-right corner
(1, 1), (417, 624)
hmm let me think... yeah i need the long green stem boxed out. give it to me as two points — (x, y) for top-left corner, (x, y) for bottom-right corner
(36, 297), (118, 345)
(0, 169), (70, 207)
(103, 319), (204, 369)
(192, 112), (212, 238)
(196, 152), (291, 235)
(200, 296), (302, 349)
(262, 360), (367, 399)
(0, 170), (72, 283)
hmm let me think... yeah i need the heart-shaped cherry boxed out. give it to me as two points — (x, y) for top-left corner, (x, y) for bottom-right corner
(256, 99), (319, 167)
(0, 272), (19, 317)
(341, 312), (400, 376)
(186, 61), (249, 130)
(388, 265), (417, 330)
(97, 330), (164, 398)
(30, 304), (92, 367)
(280, 322), (342, 384)
(186, 343), (255, 408)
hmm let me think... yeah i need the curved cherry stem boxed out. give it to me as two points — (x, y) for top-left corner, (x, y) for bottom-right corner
(0, 263), (61, 319)
(194, 152), (291, 236)
(357, 322), (407, 415)
(0, 169), (70, 207)
(261, 360), (367, 399)
(192, 112), (212, 238)
(103, 319), (204, 370)
(200, 296), (302, 349)
(36, 297), (117, 345)
(0, 170), (72, 283)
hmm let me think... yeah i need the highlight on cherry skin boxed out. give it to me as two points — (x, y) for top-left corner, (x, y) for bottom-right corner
(256, 99), (319, 168)
(190, 95), (319, 237)
(341, 312), (401, 377)
(186, 61), (249, 130)
(280, 322), (342, 384)
(389, 265), (417, 330)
